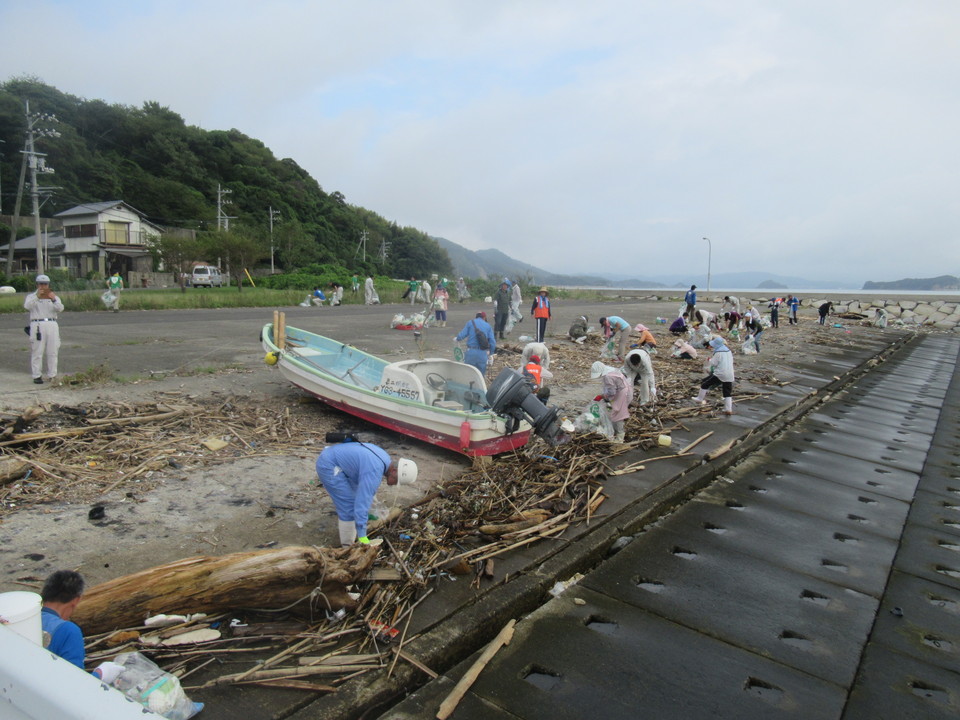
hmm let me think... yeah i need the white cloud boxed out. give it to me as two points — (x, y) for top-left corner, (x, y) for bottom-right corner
(2, 0), (958, 285)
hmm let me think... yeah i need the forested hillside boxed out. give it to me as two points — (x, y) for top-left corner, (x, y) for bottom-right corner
(0, 77), (452, 278)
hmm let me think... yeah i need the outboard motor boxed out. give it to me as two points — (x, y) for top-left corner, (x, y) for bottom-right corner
(487, 368), (562, 444)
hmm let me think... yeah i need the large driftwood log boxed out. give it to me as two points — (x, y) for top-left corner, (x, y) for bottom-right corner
(73, 544), (377, 635)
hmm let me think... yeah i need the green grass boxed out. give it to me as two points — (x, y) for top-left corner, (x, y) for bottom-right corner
(0, 283), (623, 314)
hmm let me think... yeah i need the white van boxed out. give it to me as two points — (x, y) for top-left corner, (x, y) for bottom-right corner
(191, 266), (224, 288)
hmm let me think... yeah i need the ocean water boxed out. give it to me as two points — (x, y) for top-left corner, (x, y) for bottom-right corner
(564, 286), (960, 299)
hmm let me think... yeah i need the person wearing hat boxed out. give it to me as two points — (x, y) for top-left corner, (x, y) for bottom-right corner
(24, 274), (64, 384)
(455, 311), (496, 376)
(684, 285), (697, 322)
(599, 316), (632, 360)
(531, 287), (552, 343)
(590, 361), (631, 444)
(633, 323), (658, 350)
(315, 440), (418, 546)
(692, 336), (736, 415)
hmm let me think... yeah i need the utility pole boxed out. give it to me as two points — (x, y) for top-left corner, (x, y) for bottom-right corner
(355, 229), (368, 262)
(24, 101), (60, 273)
(268, 206), (280, 273)
(216, 184), (235, 231)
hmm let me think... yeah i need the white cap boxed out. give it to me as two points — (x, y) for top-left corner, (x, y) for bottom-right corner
(590, 361), (610, 379)
(35, 274), (50, 283)
(397, 458), (418, 485)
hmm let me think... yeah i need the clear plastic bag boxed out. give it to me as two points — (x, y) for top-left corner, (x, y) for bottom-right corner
(600, 340), (618, 360)
(572, 401), (615, 438)
(101, 291), (116, 307)
(742, 335), (759, 354)
(111, 652), (203, 719)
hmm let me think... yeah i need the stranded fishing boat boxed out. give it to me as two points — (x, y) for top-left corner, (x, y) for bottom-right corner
(261, 317), (562, 456)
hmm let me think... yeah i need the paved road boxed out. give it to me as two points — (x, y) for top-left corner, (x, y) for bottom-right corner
(379, 334), (960, 720)
(0, 300), (635, 397)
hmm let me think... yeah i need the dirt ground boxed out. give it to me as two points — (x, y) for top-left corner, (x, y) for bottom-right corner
(0, 301), (913, 596)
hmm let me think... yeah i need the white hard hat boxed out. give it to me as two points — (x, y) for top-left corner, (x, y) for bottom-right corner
(397, 458), (418, 485)
(590, 361), (608, 379)
(35, 274), (50, 283)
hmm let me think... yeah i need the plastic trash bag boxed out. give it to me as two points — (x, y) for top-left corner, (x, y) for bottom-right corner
(573, 400), (615, 438)
(110, 651), (203, 719)
(742, 335), (759, 354)
(101, 291), (116, 307)
(600, 339), (618, 360)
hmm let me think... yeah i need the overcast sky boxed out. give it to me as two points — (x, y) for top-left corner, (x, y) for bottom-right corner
(2, 0), (958, 286)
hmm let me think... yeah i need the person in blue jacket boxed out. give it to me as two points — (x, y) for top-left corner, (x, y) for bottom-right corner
(316, 441), (418, 546)
(455, 311), (497, 376)
(683, 285), (697, 323)
(41, 570), (87, 669)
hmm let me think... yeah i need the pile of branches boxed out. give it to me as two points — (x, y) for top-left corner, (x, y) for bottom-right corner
(0, 394), (337, 516)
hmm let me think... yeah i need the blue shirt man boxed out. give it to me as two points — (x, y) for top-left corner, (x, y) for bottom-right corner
(40, 570), (87, 669)
(684, 285), (697, 321)
(455, 312), (497, 375)
(316, 441), (418, 546)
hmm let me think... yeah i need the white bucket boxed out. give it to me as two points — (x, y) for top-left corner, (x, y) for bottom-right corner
(0, 591), (43, 646)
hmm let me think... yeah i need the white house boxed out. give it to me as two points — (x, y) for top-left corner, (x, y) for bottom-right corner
(1, 201), (161, 278)
(55, 201), (161, 277)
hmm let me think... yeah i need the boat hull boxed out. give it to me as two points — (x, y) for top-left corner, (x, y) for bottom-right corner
(262, 323), (530, 456)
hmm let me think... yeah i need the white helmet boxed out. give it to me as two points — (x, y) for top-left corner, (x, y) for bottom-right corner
(590, 361), (611, 379)
(396, 458), (418, 485)
(35, 274), (50, 283)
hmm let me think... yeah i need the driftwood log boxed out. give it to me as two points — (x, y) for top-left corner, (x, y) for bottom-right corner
(73, 544), (377, 635)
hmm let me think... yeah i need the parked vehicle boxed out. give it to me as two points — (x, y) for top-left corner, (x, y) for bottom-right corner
(191, 266), (223, 288)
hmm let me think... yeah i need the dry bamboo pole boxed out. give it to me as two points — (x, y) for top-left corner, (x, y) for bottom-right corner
(678, 431), (713, 455)
(436, 619), (516, 720)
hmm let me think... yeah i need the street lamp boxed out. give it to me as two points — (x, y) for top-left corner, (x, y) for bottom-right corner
(702, 237), (712, 292)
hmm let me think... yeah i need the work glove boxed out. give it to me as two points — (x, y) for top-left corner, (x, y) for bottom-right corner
(594, 395), (603, 402)
(94, 661), (124, 684)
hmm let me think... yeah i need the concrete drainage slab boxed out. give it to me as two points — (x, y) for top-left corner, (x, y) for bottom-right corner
(900, 493), (960, 544)
(756, 444), (920, 502)
(778, 427), (929, 474)
(579, 524), (878, 686)
(842, 642), (960, 719)
(866, 570), (960, 674)
(634, 493), (899, 598)
(697, 464), (911, 540)
(800, 416), (933, 451)
(810, 405), (939, 434)
(436, 587), (846, 720)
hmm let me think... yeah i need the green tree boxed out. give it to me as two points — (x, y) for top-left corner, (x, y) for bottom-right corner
(148, 232), (200, 292)
(199, 227), (267, 291)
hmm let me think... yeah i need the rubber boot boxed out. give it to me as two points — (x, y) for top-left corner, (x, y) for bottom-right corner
(613, 432), (625, 444)
(692, 389), (707, 405)
(723, 397), (734, 415)
(338, 519), (357, 547)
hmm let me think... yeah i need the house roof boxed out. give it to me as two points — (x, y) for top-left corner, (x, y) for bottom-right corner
(54, 201), (164, 233)
(56, 201), (138, 218)
(0, 232), (66, 252)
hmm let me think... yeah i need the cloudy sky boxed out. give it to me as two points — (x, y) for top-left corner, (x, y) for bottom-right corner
(2, 0), (958, 286)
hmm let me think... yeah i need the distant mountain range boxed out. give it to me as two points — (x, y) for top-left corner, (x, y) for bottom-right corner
(862, 275), (959, 291)
(435, 237), (858, 290)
